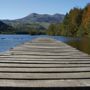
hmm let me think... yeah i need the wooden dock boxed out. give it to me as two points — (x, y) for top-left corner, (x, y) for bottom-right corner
(0, 37), (90, 88)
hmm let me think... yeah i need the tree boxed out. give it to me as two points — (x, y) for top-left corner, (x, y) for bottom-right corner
(80, 4), (90, 36)
(47, 24), (56, 35)
(63, 8), (82, 37)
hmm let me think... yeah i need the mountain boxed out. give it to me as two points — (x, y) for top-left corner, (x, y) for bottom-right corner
(3, 13), (64, 23)
(1, 13), (64, 34)
(2, 13), (64, 26)
(15, 13), (64, 23)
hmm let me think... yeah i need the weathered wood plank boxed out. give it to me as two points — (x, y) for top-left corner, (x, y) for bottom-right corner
(0, 72), (90, 79)
(0, 79), (87, 87)
(0, 58), (90, 61)
(0, 67), (90, 73)
(0, 55), (89, 59)
(7, 52), (88, 56)
(1, 60), (90, 64)
(0, 64), (90, 68)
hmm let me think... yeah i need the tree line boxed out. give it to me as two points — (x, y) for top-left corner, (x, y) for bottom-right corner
(0, 21), (46, 35)
(47, 4), (90, 37)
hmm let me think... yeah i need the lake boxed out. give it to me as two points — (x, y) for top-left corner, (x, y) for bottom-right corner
(0, 35), (89, 55)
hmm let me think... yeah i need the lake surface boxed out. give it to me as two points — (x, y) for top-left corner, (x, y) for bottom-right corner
(0, 35), (36, 53)
(0, 35), (89, 55)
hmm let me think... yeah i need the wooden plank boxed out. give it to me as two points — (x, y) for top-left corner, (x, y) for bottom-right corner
(0, 63), (90, 68)
(0, 79), (87, 87)
(0, 55), (89, 59)
(8, 51), (88, 56)
(9, 46), (82, 50)
(0, 63), (90, 66)
(9, 49), (83, 53)
(1, 60), (90, 64)
(0, 72), (90, 79)
(9, 50), (85, 53)
(0, 58), (90, 61)
(0, 67), (90, 73)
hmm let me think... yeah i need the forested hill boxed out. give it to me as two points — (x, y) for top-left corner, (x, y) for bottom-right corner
(1, 13), (64, 34)
(47, 4), (90, 37)
(0, 21), (15, 34)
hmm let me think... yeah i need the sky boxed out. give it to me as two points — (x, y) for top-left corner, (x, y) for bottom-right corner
(0, 0), (90, 20)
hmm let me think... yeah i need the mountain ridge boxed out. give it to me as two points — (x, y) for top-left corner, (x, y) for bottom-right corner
(0, 13), (64, 34)
(2, 13), (64, 24)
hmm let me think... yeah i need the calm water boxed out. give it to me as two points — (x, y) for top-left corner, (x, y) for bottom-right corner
(0, 35), (71, 53)
(0, 35), (36, 53)
(0, 35), (89, 55)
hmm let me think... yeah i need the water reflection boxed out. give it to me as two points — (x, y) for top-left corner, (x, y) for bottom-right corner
(67, 37), (90, 55)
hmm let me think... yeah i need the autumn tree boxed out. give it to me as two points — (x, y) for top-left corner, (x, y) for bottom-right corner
(63, 8), (82, 37)
(80, 3), (90, 36)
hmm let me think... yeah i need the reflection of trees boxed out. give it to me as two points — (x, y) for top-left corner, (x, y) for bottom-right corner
(79, 37), (90, 54)
(68, 37), (90, 55)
